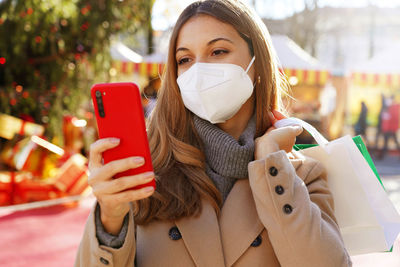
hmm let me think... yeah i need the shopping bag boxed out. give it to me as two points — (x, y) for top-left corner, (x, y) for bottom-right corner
(275, 118), (400, 256)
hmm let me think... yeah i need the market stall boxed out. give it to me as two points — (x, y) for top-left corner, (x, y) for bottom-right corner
(349, 48), (400, 126)
(271, 35), (334, 139)
(110, 43), (164, 88)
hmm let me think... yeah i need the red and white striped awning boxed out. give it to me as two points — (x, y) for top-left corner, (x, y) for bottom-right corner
(351, 72), (400, 87)
(282, 68), (330, 86)
(112, 61), (165, 77)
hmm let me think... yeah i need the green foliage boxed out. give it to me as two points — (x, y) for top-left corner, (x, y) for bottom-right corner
(0, 0), (153, 139)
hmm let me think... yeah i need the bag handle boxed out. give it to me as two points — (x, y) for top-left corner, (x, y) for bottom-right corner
(274, 117), (329, 147)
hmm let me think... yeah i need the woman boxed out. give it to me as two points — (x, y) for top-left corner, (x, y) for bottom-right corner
(354, 101), (368, 143)
(75, 0), (351, 266)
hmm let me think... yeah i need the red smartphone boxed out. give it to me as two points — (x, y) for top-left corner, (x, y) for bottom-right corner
(91, 82), (155, 190)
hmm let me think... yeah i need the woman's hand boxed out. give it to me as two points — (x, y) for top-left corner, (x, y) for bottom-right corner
(254, 110), (303, 160)
(88, 138), (155, 234)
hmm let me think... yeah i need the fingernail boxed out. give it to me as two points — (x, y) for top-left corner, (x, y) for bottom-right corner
(132, 157), (145, 164)
(144, 172), (154, 180)
(143, 186), (154, 193)
(110, 138), (120, 144)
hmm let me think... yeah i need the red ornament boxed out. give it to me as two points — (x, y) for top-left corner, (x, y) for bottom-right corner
(74, 53), (81, 60)
(10, 99), (17, 106)
(80, 22), (89, 31)
(44, 101), (50, 108)
(16, 85), (23, 93)
(80, 7), (89, 15)
(35, 36), (42, 43)
(22, 91), (29, 98)
(51, 86), (57, 93)
(0, 57), (5, 64)
(50, 26), (58, 33)
(0, 18), (3, 25)
(27, 8), (33, 15)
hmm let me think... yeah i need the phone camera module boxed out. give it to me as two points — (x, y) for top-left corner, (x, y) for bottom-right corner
(95, 90), (105, 117)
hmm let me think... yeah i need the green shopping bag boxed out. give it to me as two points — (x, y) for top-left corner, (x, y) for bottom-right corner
(294, 135), (385, 190)
(274, 117), (400, 255)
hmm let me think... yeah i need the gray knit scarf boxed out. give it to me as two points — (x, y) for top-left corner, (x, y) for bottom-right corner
(193, 114), (256, 202)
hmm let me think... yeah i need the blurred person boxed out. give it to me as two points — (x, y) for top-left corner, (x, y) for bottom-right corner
(379, 95), (400, 159)
(354, 101), (368, 144)
(319, 80), (337, 139)
(374, 93), (387, 151)
(75, 1), (351, 266)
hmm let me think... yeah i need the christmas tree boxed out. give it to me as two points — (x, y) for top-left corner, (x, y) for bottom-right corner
(0, 0), (154, 141)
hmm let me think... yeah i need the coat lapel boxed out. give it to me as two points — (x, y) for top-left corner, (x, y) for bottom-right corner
(174, 155), (303, 267)
(175, 199), (225, 267)
(220, 155), (304, 266)
(219, 179), (264, 266)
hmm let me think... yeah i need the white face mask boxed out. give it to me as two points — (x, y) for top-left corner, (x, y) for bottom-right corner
(177, 56), (256, 124)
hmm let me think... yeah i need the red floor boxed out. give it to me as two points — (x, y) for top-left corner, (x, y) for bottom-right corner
(0, 198), (93, 267)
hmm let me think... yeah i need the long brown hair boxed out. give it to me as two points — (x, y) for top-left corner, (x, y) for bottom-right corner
(134, 0), (289, 224)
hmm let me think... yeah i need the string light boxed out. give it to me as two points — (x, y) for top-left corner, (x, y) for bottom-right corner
(60, 19), (68, 26)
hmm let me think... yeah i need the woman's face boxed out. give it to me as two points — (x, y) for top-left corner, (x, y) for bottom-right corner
(175, 14), (255, 81)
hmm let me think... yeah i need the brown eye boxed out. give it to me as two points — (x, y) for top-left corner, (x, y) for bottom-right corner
(178, 57), (191, 65)
(212, 49), (228, 56)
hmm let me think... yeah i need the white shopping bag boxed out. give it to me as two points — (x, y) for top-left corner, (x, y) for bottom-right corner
(275, 118), (400, 256)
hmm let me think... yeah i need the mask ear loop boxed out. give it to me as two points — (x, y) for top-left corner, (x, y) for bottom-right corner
(245, 56), (256, 73)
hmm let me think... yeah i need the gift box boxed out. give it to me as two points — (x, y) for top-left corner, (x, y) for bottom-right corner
(0, 171), (33, 206)
(0, 172), (15, 206)
(13, 176), (62, 204)
(0, 113), (44, 140)
(1, 135), (64, 179)
(53, 153), (90, 196)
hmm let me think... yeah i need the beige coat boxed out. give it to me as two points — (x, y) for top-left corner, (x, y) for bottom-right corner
(75, 150), (352, 267)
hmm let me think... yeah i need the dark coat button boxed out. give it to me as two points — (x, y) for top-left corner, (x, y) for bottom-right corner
(269, 166), (278, 176)
(169, 226), (182, 240)
(100, 257), (109, 265)
(275, 185), (284, 195)
(251, 235), (262, 247)
(283, 204), (293, 214)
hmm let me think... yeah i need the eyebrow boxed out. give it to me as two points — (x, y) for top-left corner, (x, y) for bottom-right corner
(175, 37), (234, 53)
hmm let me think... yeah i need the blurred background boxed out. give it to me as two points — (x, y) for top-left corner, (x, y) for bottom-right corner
(0, 0), (400, 265)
